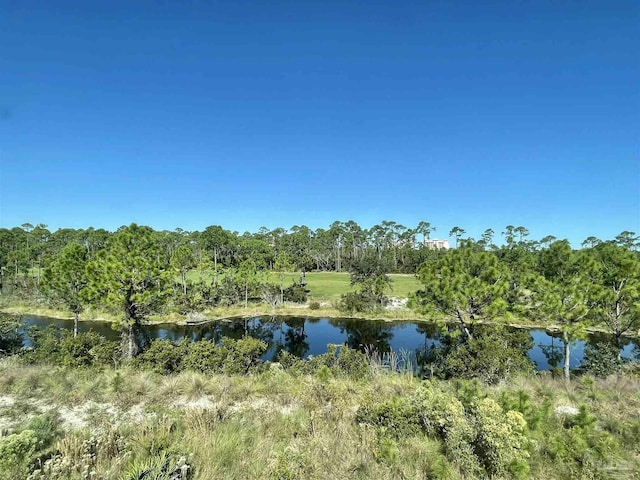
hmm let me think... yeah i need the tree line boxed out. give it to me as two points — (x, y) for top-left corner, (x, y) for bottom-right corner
(0, 221), (638, 379)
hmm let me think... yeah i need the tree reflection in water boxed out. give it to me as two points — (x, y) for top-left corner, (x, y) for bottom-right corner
(329, 318), (394, 353)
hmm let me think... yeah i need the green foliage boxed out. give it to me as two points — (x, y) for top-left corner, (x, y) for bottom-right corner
(307, 344), (372, 379)
(283, 283), (308, 303)
(177, 340), (219, 374)
(419, 326), (534, 384)
(86, 223), (171, 357)
(340, 254), (392, 313)
(270, 446), (309, 479)
(25, 326), (117, 367)
(24, 412), (61, 446)
(356, 397), (422, 438)
(589, 242), (640, 341)
(0, 314), (21, 355)
(411, 384), (481, 477)
(275, 344), (371, 379)
(41, 242), (88, 319)
(274, 350), (308, 374)
(0, 350), (637, 479)
(120, 451), (187, 480)
(582, 341), (625, 377)
(358, 382), (531, 478)
(470, 398), (529, 478)
(442, 332), (534, 384)
(413, 242), (509, 337)
(531, 240), (597, 379)
(216, 336), (268, 375)
(543, 405), (620, 478)
(315, 364), (333, 383)
(135, 339), (189, 374)
(182, 337), (268, 375)
(533, 241), (593, 335)
(0, 413), (61, 479)
(0, 430), (40, 478)
(499, 389), (550, 432)
(171, 245), (196, 292)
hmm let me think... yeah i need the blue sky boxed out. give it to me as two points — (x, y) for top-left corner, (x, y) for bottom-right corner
(0, 0), (638, 245)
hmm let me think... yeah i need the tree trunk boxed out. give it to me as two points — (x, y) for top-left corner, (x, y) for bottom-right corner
(244, 283), (248, 308)
(181, 272), (187, 295)
(214, 249), (218, 287)
(74, 311), (79, 338)
(123, 323), (140, 359)
(562, 331), (570, 381)
(457, 311), (473, 340)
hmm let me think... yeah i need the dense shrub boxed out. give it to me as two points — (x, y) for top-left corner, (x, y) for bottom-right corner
(0, 413), (61, 479)
(543, 404), (620, 478)
(275, 344), (371, 379)
(308, 301), (321, 310)
(0, 314), (21, 355)
(334, 344), (372, 378)
(135, 339), (189, 374)
(411, 384), (481, 477)
(25, 327), (117, 368)
(582, 341), (625, 377)
(274, 350), (308, 374)
(339, 290), (377, 313)
(0, 430), (40, 478)
(183, 337), (268, 375)
(283, 283), (308, 303)
(307, 344), (372, 379)
(356, 397), (422, 438)
(419, 326), (534, 384)
(470, 398), (530, 477)
(357, 382), (531, 479)
(217, 276), (243, 307)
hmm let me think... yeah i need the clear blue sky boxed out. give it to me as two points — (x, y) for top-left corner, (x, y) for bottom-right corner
(1, 0), (638, 245)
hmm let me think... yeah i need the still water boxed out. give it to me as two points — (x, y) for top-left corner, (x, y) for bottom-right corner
(18, 315), (638, 372)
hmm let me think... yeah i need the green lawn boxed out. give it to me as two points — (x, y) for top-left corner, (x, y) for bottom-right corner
(186, 270), (421, 301)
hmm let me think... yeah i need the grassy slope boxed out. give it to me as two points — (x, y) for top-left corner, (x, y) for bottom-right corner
(1, 359), (638, 480)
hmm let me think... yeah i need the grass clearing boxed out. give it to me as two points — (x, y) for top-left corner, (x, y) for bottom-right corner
(0, 358), (638, 479)
(186, 270), (422, 301)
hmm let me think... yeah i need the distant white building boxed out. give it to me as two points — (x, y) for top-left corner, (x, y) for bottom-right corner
(422, 239), (450, 250)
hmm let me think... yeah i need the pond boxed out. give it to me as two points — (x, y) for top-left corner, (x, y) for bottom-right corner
(17, 315), (639, 372)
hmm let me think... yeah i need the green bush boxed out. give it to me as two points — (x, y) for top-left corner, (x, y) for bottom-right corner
(0, 314), (21, 356)
(308, 300), (321, 310)
(181, 339), (220, 374)
(340, 289), (385, 313)
(274, 350), (308, 375)
(183, 337), (268, 375)
(218, 336), (268, 375)
(582, 341), (625, 377)
(358, 382), (532, 479)
(470, 398), (530, 478)
(0, 430), (40, 479)
(356, 397), (421, 438)
(420, 326), (534, 384)
(334, 345), (371, 379)
(411, 383), (481, 477)
(305, 344), (371, 379)
(0, 413), (61, 479)
(25, 326), (116, 368)
(135, 339), (189, 374)
(283, 283), (308, 303)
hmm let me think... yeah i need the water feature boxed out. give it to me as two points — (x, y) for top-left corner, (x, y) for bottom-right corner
(17, 315), (639, 372)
